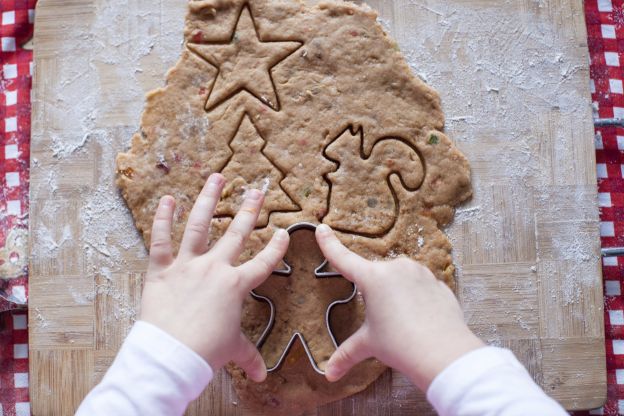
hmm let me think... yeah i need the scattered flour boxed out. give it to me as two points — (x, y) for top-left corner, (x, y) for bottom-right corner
(31, 0), (186, 322)
(33, 307), (49, 329)
(34, 224), (71, 252)
(261, 177), (271, 194)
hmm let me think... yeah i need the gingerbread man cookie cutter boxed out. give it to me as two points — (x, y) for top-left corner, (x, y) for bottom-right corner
(250, 222), (357, 375)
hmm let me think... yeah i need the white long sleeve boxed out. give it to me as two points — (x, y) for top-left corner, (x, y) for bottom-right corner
(427, 346), (567, 416)
(77, 324), (566, 416)
(76, 321), (213, 416)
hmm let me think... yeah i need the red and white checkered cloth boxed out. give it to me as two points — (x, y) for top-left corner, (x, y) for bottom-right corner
(0, 0), (33, 312)
(587, 0), (624, 414)
(2, 0), (624, 414)
(0, 311), (28, 416)
(0, 0), (34, 415)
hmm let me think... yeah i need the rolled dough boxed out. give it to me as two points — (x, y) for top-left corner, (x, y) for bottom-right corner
(116, 0), (472, 413)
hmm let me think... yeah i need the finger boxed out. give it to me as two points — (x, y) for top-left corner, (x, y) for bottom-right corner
(211, 189), (264, 263)
(233, 332), (267, 383)
(179, 174), (225, 258)
(148, 196), (176, 270)
(237, 229), (290, 291)
(316, 224), (369, 284)
(325, 327), (371, 382)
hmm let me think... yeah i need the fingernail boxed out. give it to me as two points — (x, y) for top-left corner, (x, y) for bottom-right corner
(325, 365), (341, 382)
(208, 174), (224, 185)
(258, 366), (268, 382)
(247, 189), (263, 200)
(317, 224), (332, 234)
(161, 196), (173, 207)
(275, 229), (288, 240)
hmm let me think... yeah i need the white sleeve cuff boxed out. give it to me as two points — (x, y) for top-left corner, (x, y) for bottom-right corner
(427, 346), (522, 409)
(128, 320), (214, 399)
(76, 320), (214, 416)
(426, 346), (567, 416)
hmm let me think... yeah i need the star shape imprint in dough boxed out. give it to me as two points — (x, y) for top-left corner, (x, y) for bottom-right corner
(187, 6), (301, 111)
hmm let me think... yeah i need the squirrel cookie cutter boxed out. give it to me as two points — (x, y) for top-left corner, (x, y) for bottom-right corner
(250, 222), (357, 375)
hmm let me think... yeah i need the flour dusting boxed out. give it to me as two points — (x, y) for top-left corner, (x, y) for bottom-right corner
(31, 0), (186, 322)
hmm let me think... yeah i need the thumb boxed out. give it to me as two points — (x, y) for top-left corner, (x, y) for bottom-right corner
(237, 228), (290, 291)
(233, 333), (267, 383)
(316, 224), (369, 284)
(325, 327), (371, 382)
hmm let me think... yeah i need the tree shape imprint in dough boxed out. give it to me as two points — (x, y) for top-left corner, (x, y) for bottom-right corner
(216, 113), (300, 226)
(187, 5), (301, 112)
(323, 127), (425, 237)
(253, 226), (355, 371)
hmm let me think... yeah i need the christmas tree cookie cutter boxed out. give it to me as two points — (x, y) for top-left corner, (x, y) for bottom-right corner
(250, 222), (357, 375)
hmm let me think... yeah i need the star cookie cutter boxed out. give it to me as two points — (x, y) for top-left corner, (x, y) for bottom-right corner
(250, 222), (357, 375)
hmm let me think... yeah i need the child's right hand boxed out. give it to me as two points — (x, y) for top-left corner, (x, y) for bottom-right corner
(315, 224), (484, 392)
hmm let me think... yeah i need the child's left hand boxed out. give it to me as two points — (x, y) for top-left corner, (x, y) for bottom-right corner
(139, 173), (290, 382)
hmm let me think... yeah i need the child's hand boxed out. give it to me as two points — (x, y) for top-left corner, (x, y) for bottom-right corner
(139, 174), (289, 382)
(315, 224), (484, 391)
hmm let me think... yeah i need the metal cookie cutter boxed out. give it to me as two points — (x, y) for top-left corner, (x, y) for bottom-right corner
(250, 222), (357, 375)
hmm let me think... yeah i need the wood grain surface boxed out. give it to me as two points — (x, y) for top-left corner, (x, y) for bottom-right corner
(28, 0), (606, 414)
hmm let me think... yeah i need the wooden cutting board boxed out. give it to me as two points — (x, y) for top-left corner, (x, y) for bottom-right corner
(28, 0), (606, 414)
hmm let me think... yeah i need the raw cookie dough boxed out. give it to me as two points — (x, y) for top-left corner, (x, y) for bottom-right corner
(253, 225), (355, 371)
(116, 0), (472, 414)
